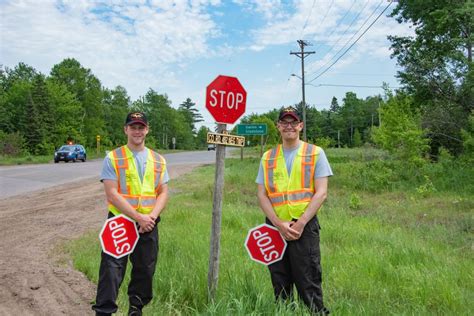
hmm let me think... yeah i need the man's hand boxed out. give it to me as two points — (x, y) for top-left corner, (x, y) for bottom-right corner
(137, 214), (155, 233)
(289, 220), (306, 238)
(276, 221), (301, 241)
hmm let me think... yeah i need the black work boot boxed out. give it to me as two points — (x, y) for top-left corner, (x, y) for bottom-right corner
(128, 305), (142, 316)
(129, 295), (144, 316)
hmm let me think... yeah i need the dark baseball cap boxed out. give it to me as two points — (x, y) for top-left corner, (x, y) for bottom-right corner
(125, 111), (148, 126)
(278, 106), (301, 121)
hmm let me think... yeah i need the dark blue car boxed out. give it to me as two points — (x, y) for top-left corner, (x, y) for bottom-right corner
(54, 145), (87, 163)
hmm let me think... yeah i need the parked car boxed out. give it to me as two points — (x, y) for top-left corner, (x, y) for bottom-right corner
(207, 144), (216, 151)
(54, 145), (87, 163)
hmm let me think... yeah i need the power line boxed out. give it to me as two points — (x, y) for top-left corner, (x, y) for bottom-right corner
(307, 0), (394, 84)
(313, 0), (357, 51)
(308, 0), (384, 81)
(300, 0), (317, 38)
(315, 0), (370, 58)
(313, 0), (335, 36)
(306, 83), (400, 88)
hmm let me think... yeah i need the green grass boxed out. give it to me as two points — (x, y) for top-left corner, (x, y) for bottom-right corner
(67, 148), (473, 315)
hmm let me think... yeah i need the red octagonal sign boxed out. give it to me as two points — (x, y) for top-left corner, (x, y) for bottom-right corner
(99, 214), (139, 259)
(206, 75), (247, 124)
(245, 223), (287, 266)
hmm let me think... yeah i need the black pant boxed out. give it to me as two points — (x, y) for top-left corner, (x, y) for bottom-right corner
(92, 213), (159, 315)
(267, 217), (326, 313)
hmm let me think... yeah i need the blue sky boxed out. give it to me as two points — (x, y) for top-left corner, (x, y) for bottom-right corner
(0, 0), (412, 129)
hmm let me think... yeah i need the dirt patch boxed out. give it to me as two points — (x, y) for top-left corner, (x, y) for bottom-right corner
(0, 163), (202, 316)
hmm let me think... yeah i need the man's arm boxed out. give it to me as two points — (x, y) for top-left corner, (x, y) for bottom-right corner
(291, 176), (328, 235)
(149, 183), (168, 221)
(257, 184), (299, 241)
(103, 180), (156, 232)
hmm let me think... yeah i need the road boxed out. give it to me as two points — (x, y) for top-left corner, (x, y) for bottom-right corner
(0, 150), (218, 199)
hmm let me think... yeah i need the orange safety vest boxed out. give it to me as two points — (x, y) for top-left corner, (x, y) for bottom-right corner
(262, 142), (320, 221)
(107, 146), (166, 216)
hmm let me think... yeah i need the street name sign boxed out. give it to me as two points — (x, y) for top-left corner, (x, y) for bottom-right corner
(236, 124), (267, 135)
(207, 132), (245, 147)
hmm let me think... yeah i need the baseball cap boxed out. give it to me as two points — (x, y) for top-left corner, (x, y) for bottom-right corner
(278, 106), (301, 121)
(125, 112), (148, 126)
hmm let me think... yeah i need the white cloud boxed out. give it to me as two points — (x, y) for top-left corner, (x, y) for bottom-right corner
(0, 0), (219, 98)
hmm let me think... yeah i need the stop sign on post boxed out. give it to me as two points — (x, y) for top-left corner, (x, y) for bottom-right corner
(245, 224), (287, 266)
(99, 214), (139, 259)
(206, 75), (247, 124)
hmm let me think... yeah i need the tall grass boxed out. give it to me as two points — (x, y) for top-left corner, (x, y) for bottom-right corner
(67, 148), (473, 315)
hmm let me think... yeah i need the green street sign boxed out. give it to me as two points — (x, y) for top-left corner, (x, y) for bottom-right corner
(236, 124), (267, 135)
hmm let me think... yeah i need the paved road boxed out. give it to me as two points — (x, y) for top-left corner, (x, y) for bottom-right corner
(0, 150), (219, 199)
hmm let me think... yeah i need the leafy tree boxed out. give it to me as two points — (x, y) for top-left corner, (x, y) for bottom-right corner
(353, 129), (362, 147)
(460, 111), (474, 162)
(389, 0), (473, 155)
(46, 79), (83, 147)
(50, 58), (104, 147)
(372, 93), (429, 165)
(135, 89), (194, 150)
(196, 126), (210, 149)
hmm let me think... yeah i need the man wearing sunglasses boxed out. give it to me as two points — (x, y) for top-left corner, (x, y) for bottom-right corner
(256, 106), (332, 315)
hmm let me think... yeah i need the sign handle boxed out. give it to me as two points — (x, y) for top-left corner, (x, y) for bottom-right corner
(207, 123), (226, 301)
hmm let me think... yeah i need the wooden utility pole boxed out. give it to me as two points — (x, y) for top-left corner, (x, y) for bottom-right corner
(291, 40), (315, 142)
(207, 123), (226, 301)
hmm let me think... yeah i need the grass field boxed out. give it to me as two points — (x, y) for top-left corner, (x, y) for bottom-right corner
(67, 148), (473, 315)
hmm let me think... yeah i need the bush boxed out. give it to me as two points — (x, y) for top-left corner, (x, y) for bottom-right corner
(0, 131), (26, 156)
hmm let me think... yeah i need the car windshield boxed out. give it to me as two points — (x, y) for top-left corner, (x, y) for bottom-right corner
(58, 145), (75, 151)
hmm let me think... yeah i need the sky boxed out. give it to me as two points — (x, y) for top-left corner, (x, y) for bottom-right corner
(0, 0), (413, 129)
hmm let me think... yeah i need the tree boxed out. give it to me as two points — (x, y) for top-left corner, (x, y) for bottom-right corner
(329, 96), (340, 113)
(389, 0), (473, 155)
(29, 74), (54, 154)
(134, 89), (195, 150)
(178, 98), (203, 135)
(372, 93), (429, 165)
(50, 58), (104, 147)
(103, 86), (130, 147)
(46, 79), (83, 147)
(196, 126), (210, 149)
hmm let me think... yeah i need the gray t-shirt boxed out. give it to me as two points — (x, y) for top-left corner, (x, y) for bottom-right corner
(255, 143), (333, 185)
(100, 148), (169, 184)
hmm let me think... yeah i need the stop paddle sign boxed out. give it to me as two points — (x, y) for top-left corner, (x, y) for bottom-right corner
(206, 75), (247, 124)
(99, 214), (139, 259)
(245, 224), (287, 266)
